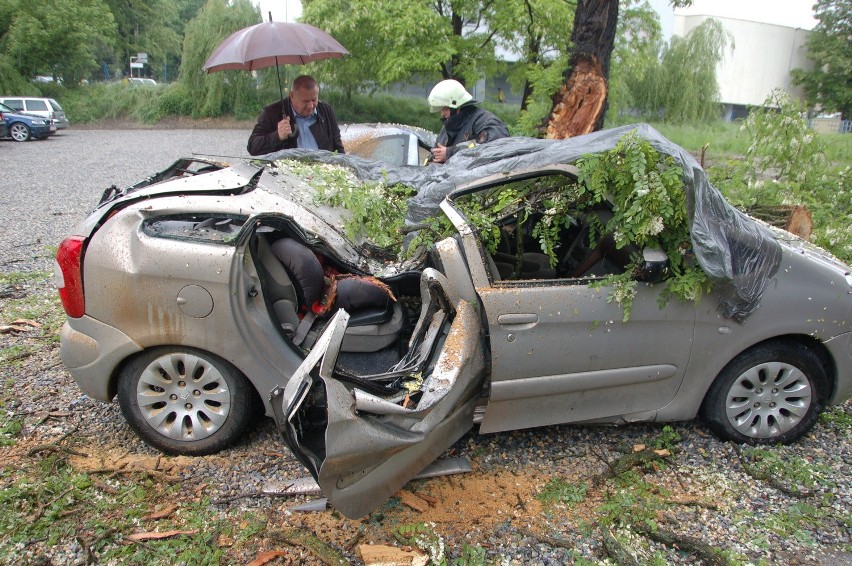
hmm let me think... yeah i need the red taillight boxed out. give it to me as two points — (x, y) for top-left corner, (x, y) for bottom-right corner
(55, 236), (85, 318)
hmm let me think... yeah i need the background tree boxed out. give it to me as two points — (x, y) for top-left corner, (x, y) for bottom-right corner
(545, 0), (693, 138)
(644, 18), (731, 123)
(301, 0), (500, 95)
(103, 0), (183, 81)
(179, 0), (260, 117)
(792, 0), (851, 119)
(607, 0), (663, 120)
(487, 0), (576, 111)
(0, 0), (117, 86)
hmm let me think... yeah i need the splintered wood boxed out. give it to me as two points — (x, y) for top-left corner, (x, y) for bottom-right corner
(546, 57), (607, 139)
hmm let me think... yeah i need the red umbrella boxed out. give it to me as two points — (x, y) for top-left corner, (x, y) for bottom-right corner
(203, 14), (349, 98)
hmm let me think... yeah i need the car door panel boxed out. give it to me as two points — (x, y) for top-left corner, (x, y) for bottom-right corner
(477, 280), (696, 433)
(272, 269), (486, 519)
(438, 172), (698, 435)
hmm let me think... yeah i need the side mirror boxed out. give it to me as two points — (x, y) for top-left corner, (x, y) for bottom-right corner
(636, 248), (669, 283)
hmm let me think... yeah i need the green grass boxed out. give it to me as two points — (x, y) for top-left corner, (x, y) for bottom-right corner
(820, 404), (852, 429)
(0, 452), (266, 564)
(0, 270), (64, 346)
(741, 447), (835, 492)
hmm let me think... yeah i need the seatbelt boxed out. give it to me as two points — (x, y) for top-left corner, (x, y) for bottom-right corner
(292, 311), (317, 347)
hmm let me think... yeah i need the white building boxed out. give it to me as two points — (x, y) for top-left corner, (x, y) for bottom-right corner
(671, 0), (816, 119)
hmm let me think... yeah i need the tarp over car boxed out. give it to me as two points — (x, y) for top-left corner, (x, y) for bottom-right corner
(261, 123), (782, 322)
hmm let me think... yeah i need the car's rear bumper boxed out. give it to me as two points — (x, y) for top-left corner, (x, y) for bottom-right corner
(59, 316), (142, 401)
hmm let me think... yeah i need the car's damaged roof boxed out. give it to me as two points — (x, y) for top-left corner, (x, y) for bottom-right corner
(262, 124), (783, 322)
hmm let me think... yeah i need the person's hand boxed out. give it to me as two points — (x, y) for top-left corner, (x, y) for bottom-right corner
(277, 116), (294, 140)
(431, 143), (448, 163)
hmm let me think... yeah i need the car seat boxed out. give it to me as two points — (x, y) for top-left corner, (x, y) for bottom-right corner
(263, 236), (403, 353)
(491, 226), (556, 280)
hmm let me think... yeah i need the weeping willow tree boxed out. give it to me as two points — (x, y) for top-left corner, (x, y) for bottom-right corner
(0, 55), (39, 96)
(179, 0), (261, 118)
(634, 18), (732, 123)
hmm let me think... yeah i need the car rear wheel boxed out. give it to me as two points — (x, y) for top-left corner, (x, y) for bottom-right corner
(9, 122), (31, 142)
(117, 347), (258, 455)
(700, 341), (828, 445)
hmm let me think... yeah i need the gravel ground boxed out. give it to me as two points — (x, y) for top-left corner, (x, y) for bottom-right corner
(1, 129), (850, 565)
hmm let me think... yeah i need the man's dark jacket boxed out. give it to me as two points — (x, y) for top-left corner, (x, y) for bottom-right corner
(247, 98), (344, 156)
(436, 104), (509, 161)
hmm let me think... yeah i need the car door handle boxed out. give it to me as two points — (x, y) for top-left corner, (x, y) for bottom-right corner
(497, 313), (538, 326)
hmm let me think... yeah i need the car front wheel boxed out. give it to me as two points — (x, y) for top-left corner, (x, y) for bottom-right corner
(700, 341), (828, 445)
(117, 347), (257, 455)
(9, 122), (31, 142)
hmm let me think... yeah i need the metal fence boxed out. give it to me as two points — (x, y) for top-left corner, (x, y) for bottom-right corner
(810, 117), (852, 134)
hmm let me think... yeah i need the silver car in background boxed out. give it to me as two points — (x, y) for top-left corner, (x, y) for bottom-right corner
(55, 125), (852, 519)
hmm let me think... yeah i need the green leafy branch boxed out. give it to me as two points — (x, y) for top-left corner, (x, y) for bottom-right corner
(575, 130), (711, 319)
(277, 159), (415, 252)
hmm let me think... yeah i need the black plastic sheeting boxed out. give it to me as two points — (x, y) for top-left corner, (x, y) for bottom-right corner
(262, 123), (782, 322)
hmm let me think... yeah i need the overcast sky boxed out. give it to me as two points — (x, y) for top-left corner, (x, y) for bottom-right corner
(256, 0), (302, 23)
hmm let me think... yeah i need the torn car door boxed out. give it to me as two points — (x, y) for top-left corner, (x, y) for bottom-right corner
(271, 268), (486, 519)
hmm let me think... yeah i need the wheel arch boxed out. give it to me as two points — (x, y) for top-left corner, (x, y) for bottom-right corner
(706, 334), (836, 406)
(658, 332), (837, 424)
(695, 333), (834, 444)
(108, 344), (264, 411)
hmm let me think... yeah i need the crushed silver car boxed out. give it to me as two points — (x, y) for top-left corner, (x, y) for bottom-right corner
(56, 124), (852, 519)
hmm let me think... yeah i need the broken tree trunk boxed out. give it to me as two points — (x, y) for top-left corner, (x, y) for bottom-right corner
(545, 0), (619, 139)
(745, 204), (813, 241)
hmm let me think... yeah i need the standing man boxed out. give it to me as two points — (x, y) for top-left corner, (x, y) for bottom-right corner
(427, 79), (509, 164)
(247, 75), (344, 156)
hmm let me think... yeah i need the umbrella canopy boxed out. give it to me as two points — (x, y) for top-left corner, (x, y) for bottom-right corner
(203, 21), (350, 73)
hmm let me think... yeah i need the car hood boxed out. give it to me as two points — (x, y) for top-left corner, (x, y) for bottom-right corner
(3, 110), (46, 121)
(773, 226), (852, 276)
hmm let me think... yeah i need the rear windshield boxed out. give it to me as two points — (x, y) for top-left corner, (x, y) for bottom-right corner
(48, 99), (63, 111)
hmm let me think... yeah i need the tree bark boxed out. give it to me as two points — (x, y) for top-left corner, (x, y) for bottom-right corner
(745, 204), (813, 241)
(545, 0), (619, 139)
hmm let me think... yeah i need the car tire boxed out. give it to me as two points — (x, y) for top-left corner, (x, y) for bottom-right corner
(9, 122), (31, 142)
(117, 347), (258, 455)
(700, 341), (828, 445)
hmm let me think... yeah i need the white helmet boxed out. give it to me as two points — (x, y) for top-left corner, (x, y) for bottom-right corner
(428, 79), (473, 112)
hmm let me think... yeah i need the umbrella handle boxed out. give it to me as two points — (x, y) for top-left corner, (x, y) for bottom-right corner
(282, 114), (299, 139)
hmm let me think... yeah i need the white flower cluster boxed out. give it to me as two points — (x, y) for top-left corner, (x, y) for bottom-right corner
(648, 216), (664, 235)
(413, 522), (446, 564)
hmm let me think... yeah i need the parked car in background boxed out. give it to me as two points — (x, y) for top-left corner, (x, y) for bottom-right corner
(129, 77), (157, 87)
(340, 123), (435, 166)
(0, 97), (68, 131)
(0, 102), (52, 141)
(55, 126), (852, 519)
